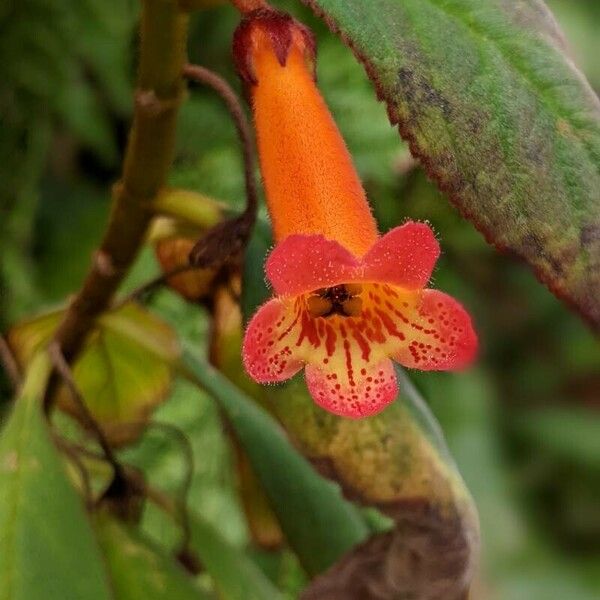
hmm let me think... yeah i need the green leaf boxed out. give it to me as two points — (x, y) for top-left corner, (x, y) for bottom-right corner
(120, 377), (248, 547)
(95, 514), (209, 600)
(303, 0), (600, 327)
(0, 354), (112, 600)
(188, 509), (283, 600)
(182, 354), (369, 576)
(8, 303), (180, 445)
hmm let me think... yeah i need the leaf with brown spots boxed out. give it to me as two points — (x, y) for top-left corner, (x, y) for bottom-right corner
(301, 0), (600, 329)
(8, 303), (180, 446)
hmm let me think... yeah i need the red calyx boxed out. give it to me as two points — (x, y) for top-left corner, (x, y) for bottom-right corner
(232, 8), (317, 85)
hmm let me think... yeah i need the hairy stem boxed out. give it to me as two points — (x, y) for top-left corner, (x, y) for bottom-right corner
(46, 0), (189, 407)
(183, 64), (258, 269)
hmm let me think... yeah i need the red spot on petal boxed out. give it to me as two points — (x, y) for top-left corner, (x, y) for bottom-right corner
(305, 360), (397, 418)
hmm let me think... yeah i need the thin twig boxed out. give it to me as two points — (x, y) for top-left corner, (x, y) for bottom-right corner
(58, 420), (200, 573)
(112, 263), (202, 311)
(183, 64), (258, 268)
(121, 420), (195, 553)
(57, 438), (146, 518)
(0, 333), (20, 390)
(48, 342), (125, 482)
(183, 64), (257, 219)
(108, 419), (200, 574)
(66, 416), (196, 552)
(145, 482), (177, 516)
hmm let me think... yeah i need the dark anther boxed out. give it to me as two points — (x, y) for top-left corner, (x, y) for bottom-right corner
(307, 284), (363, 318)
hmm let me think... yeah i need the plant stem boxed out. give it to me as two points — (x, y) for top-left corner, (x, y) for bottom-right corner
(183, 64), (258, 222)
(46, 0), (190, 407)
(183, 64), (258, 269)
(111, 263), (204, 310)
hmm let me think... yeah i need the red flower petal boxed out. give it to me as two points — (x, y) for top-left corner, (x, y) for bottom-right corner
(391, 289), (477, 370)
(266, 234), (360, 296)
(305, 358), (397, 418)
(363, 222), (440, 289)
(242, 298), (304, 383)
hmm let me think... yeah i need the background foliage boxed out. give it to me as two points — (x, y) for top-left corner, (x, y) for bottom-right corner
(0, 0), (599, 598)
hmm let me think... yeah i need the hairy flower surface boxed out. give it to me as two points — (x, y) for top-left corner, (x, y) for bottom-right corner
(244, 225), (476, 417)
(235, 9), (477, 418)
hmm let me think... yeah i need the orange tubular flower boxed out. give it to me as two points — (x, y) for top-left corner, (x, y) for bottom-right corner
(235, 10), (477, 418)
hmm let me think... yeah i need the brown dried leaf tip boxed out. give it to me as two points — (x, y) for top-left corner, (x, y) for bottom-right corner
(188, 214), (254, 270)
(232, 8), (317, 86)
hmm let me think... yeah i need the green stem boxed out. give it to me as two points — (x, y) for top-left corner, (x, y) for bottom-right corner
(50, 0), (189, 375)
(20, 352), (52, 403)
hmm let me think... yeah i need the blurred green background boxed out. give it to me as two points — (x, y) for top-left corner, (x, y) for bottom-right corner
(1, 1), (599, 598)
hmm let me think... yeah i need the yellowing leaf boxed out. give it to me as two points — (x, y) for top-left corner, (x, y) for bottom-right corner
(8, 303), (180, 445)
(99, 303), (180, 364)
(7, 309), (63, 366)
(151, 187), (223, 231)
